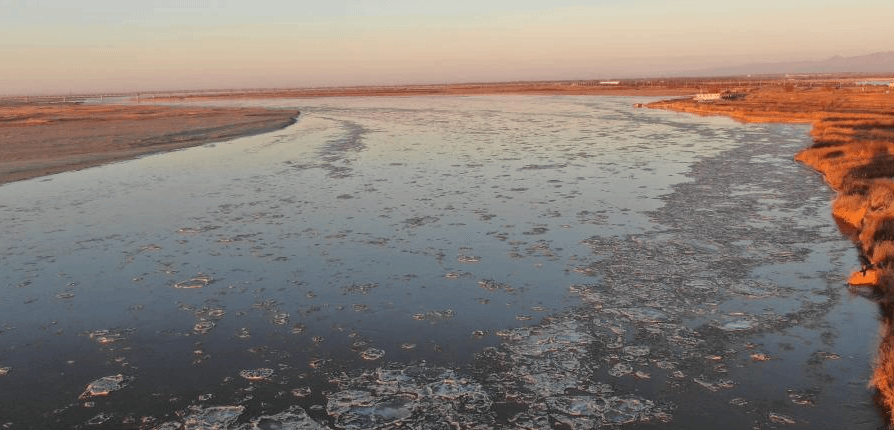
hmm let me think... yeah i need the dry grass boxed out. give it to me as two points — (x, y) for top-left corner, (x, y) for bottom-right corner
(874, 305), (894, 417)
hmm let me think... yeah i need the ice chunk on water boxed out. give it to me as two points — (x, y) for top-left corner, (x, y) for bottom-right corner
(327, 391), (415, 429)
(240, 368), (274, 381)
(86, 412), (112, 425)
(194, 319), (215, 334)
(615, 307), (670, 323)
(715, 318), (757, 331)
(768, 412), (796, 425)
(86, 328), (134, 344)
(359, 348), (385, 361)
(622, 345), (650, 357)
(547, 395), (658, 428)
(608, 363), (633, 377)
(183, 405), (244, 430)
(174, 274), (214, 289)
(457, 255), (481, 263)
(236, 405), (328, 430)
(79, 374), (128, 399)
(327, 364), (494, 429)
(291, 387), (312, 398)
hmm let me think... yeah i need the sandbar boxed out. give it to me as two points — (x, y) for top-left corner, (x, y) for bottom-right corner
(0, 101), (299, 185)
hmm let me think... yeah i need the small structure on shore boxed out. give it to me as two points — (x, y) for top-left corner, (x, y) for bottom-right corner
(599, 81), (620, 85)
(694, 93), (721, 102)
(693, 91), (745, 102)
(721, 92), (745, 100)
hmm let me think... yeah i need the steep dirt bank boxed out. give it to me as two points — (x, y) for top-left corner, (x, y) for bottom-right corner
(0, 103), (299, 185)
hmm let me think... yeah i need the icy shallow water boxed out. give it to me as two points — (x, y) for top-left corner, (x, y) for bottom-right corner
(0, 96), (883, 428)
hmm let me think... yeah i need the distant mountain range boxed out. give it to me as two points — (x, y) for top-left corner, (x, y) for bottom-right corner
(674, 51), (894, 77)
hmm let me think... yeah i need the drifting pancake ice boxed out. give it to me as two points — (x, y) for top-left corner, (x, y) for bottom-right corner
(86, 328), (135, 344)
(238, 405), (330, 430)
(79, 374), (128, 399)
(182, 405), (245, 430)
(359, 348), (385, 360)
(239, 368), (274, 381)
(154, 405), (330, 430)
(475, 316), (672, 428)
(174, 274), (214, 289)
(327, 364), (493, 429)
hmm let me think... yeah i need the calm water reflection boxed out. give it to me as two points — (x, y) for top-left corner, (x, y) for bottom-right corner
(0, 96), (883, 428)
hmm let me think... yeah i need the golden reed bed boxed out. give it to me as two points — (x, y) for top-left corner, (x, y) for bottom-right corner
(649, 81), (894, 419)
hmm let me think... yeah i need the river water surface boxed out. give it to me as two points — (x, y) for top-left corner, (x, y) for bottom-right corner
(0, 96), (884, 428)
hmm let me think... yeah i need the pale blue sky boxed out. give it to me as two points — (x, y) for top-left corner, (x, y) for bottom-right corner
(1, 0), (891, 94)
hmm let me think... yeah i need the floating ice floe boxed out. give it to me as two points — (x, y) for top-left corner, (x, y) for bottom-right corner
(79, 374), (128, 399)
(714, 318), (758, 332)
(273, 312), (290, 325)
(411, 309), (456, 322)
(239, 368), (274, 381)
(475, 314), (672, 427)
(478, 279), (513, 292)
(456, 255), (481, 263)
(86, 328), (134, 344)
(359, 348), (385, 360)
(174, 274), (214, 289)
(182, 405), (244, 430)
(236, 405), (329, 430)
(768, 412), (796, 425)
(86, 412), (112, 425)
(342, 283), (378, 294)
(327, 364), (493, 429)
(193, 319), (215, 334)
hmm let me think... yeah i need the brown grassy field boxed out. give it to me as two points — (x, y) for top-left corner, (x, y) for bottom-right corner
(649, 79), (894, 417)
(0, 102), (299, 184)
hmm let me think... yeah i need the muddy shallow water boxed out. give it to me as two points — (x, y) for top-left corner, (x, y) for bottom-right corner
(0, 96), (883, 428)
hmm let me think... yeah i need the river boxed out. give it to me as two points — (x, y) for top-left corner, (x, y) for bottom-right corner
(0, 96), (882, 428)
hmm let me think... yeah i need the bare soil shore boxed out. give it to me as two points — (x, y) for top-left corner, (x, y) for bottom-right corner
(648, 78), (894, 418)
(0, 102), (299, 185)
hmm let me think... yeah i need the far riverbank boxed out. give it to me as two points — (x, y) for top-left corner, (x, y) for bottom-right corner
(0, 102), (299, 185)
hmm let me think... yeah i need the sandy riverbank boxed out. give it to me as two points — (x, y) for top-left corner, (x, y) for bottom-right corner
(0, 102), (299, 185)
